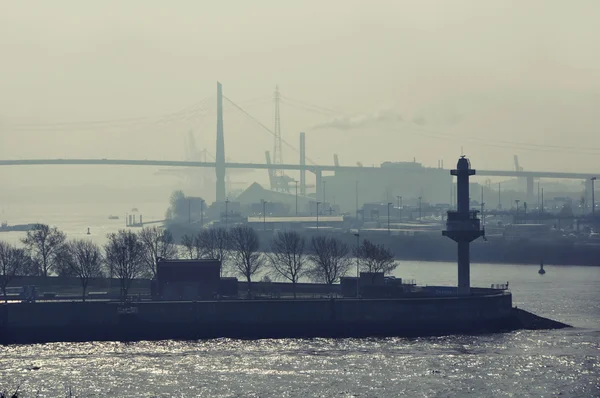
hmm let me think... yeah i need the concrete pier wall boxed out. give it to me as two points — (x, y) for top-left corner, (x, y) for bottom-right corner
(0, 292), (512, 344)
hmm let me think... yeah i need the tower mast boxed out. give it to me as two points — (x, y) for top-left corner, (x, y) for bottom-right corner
(273, 85), (284, 190)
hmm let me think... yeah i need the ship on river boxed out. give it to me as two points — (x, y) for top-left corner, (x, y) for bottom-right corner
(0, 222), (36, 232)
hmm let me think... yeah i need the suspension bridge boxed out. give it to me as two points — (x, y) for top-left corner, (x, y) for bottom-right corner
(1, 82), (599, 204)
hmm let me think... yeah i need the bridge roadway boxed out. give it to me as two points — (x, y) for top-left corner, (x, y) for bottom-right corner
(0, 158), (596, 180)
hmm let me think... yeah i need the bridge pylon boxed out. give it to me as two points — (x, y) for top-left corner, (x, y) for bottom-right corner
(216, 81), (226, 202)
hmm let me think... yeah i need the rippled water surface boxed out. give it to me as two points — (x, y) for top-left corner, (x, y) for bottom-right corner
(1, 204), (599, 396)
(1, 263), (599, 397)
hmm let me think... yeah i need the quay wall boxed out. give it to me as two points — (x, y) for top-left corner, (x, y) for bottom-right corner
(0, 292), (512, 344)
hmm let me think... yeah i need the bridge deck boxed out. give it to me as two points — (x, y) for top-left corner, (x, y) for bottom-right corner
(0, 158), (595, 179)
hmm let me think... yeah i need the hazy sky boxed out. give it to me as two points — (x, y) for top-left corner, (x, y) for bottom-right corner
(1, 0), (599, 192)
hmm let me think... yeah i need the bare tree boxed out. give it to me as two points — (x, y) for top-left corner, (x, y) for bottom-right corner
(229, 226), (263, 296)
(67, 239), (104, 301)
(53, 245), (77, 277)
(180, 233), (199, 259)
(104, 230), (144, 300)
(354, 239), (396, 279)
(267, 231), (306, 298)
(198, 228), (229, 272)
(21, 223), (66, 277)
(308, 236), (351, 284)
(0, 241), (30, 302)
(139, 226), (178, 278)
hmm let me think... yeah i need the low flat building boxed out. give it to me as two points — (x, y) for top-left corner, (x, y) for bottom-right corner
(247, 215), (344, 230)
(156, 259), (221, 301)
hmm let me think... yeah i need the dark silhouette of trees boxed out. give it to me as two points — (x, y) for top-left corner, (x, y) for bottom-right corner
(354, 239), (396, 277)
(198, 228), (230, 273)
(180, 229), (229, 268)
(180, 233), (201, 259)
(308, 236), (351, 284)
(267, 231), (307, 298)
(139, 226), (178, 278)
(66, 239), (104, 301)
(53, 245), (77, 277)
(21, 223), (66, 277)
(0, 241), (30, 303)
(165, 190), (186, 220)
(229, 226), (263, 295)
(165, 190), (205, 223)
(104, 230), (144, 300)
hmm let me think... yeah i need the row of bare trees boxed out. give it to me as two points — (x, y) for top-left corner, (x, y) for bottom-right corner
(1, 223), (397, 301)
(181, 227), (397, 298)
(0, 224), (177, 301)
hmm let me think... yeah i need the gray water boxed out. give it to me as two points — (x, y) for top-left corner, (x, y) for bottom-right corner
(1, 204), (599, 397)
(1, 263), (598, 398)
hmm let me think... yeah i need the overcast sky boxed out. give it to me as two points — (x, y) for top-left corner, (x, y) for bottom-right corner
(1, 0), (599, 191)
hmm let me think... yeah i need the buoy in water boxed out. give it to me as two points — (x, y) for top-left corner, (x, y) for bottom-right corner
(538, 261), (546, 275)
(87, 227), (91, 235)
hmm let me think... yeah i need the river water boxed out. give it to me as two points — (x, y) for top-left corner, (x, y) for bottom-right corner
(0, 203), (599, 397)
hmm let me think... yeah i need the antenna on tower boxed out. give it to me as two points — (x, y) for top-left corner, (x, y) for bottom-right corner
(273, 85), (283, 177)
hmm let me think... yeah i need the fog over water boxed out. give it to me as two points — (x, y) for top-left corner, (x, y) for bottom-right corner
(2, 0), (600, 203)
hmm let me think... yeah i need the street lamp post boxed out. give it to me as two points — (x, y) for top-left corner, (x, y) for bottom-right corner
(592, 177), (597, 218)
(418, 197), (422, 222)
(355, 181), (359, 220)
(481, 202), (485, 227)
(396, 196), (401, 221)
(515, 199), (520, 224)
(225, 198), (230, 229)
(354, 232), (360, 297)
(316, 201), (321, 230)
(323, 181), (327, 206)
(200, 199), (204, 227)
(498, 182), (501, 209)
(480, 186), (484, 226)
(294, 180), (299, 215)
(399, 196), (403, 220)
(538, 180), (540, 213)
(387, 202), (392, 235)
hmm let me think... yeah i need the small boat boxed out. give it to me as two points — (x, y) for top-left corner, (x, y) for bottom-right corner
(538, 261), (546, 275)
(108, 215), (119, 220)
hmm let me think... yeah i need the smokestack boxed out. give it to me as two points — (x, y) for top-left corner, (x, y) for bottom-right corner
(300, 132), (306, 196)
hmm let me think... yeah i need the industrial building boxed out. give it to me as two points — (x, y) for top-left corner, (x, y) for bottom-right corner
(322, 161), (452, 215)
(235, 182), (314, 216)
(246, 215), (345, 230)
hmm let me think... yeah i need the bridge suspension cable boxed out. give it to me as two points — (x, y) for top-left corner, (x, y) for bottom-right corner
(394, 123), (600, 155)
(5, 96), (215, 131)
(279, 95), (339, 115)
(223, 95), (318, 165)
